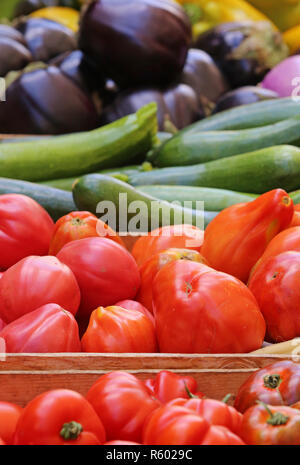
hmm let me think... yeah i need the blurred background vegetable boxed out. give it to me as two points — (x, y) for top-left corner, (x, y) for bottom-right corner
(247, 0), (300, 32)
(0, 25), (32, 77)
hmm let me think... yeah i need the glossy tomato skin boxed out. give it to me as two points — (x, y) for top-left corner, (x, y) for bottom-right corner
(57, 237), (140, 320)
(86, 371), (160, 443)
(137, 248), (208, 313)
(291, 205), (300, 227)
(115, 299), (154, 323)
(14, 389), (106, 445)
(104, 440), (141, 445)
(142, 405), (245, 445)
(234, 361), (300, 413)
(240, 404), (300, 445)
(0, 439), (5, 445)
(153, 260), (266, 353)
(0, 194), (54, 271)
(168, 398), (243, 435)
(0, 402), (23, 445)
(81, 306), (157, 353)
(201, 189), (294, 282)
(49, 211), (125, 255)
(132, 225), (204, 267)
(0, 304), (81, 353)
(0, 256), (80, 324)
(249, 251), (300, 342)
(144, 371), (200, 404)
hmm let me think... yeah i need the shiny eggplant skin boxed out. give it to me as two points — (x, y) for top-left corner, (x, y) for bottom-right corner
(79, 0), (192, 89)
(213, 86), (279, 114)
(16, 17), (76, 62)
(100, 83), (203, 131)
(0, 25), (32, 77)
(181, 48), (229, 104)
(194, 22), (289, 88)
(0, 66), (99, 135)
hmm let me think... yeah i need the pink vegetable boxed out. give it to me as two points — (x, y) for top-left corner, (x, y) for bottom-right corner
(261, 56), (300, 98)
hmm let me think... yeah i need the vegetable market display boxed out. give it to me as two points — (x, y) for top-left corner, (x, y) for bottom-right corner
(1, 0), (300, 447)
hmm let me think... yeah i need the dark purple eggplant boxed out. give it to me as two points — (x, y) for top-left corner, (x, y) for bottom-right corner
(16, 17), (76, 62)
(100, 83), (204, 131)
(194, 21), (289, 88)
(181, 48), (229, 105)
(14, 1), (80, 17)
(212, 86), (279, 114)
(79, 0), (192, 89)
(0, 25), (32, 77)
(0, 65), (99, 135)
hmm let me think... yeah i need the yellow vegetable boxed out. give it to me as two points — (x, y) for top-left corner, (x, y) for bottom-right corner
(30, 7), (80, 32)
(247, 0), (300, 32)
(174, 0), (276, 37)
(284, 24), (300, 54)
(251, 338), (300, 355)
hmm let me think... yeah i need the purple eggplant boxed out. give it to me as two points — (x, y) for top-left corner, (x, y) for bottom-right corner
(16, 17), (76, 62)
(0, 65), (99, 135)
(212, 86), (279, 114)
(100, 83), (204, 131)
(194, 22), (289, 88)
(79, 0), (192, 89)
(0, 25), (32, 77)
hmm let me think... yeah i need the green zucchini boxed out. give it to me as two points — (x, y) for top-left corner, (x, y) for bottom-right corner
(126, 145), (300, 194)
(0, 178), (76, 221)
(290, 190), (300, 205)
(73, 174), (218, 232)
(0, 103), (158, 182)
(138, 185), (257, 211)
(179, 97), (300, 135)
(152, 116), (300, 167)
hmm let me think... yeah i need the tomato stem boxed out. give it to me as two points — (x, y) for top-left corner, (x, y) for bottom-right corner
(222, 394), (233, 404)
(257, 401), (289, 426)
(60, 421), (83, 440)
(184, 382), (199, 399)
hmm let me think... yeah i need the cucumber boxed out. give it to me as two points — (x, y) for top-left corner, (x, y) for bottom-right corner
(39, 162), (155, 191)
(152, 116), (300, 167)
(0, 178), (76, 221)
(126, 145), (300, 194)
(0, 103), (158, 182)
(138, 185), (257, 211)
(179, 98), (300, 134)
(73, 174), (218, 232)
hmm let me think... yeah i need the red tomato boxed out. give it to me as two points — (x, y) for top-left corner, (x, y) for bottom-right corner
(132, 225), (204, 267)
(0, 439), (5, 445)
(168, 398), (243, 435)
(0, 194), (54, 270)
(249, 251), (300, 342)
(0, 318), (5, 331)
(0, 256), (80, 324)
(81, 306), (157, 353)
(290, 204), (300, 227)
(144, 371), (201, 404)
(115, 299), (154, 324)
(14, 389), (106, 445)
(104, 440), (140, 445)
(137, 248), (208, 313)
(234, 361), (300, 413)
(86, 371), (160, 442)
(0, 304), (81, 353)
(57, 237), (140, 320)
(201, 189), (294, 282)
(240, 403), (300, 445)
(0, 402), (23, 445)
(152, 260), (266, 353)
(49, 211), (125, 255)
(142, 405), (245, 445)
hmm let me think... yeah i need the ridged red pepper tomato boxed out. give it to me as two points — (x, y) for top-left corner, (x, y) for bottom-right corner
(248, 251), (300, 342)
(240, 403), (300, 445)
(201, 189), (294, 282)
(49, 211), (125, 255)
(168, 398), (243, 435)
(57, 237), (141, 320)
(152, 260), (266, 353)
(0, 304), (81, 353)
(14, 389), (106, 445)
(142, 405), (245, 445)
(81, 306), (157, 353)
(0, 256), (80, 324)
(0, 402), (23, 445)
(137, 248), (208, 313)
(115, 299), (154, 324)
(0, 439), (5, 445)
(0, 194), (54, 271)
(86, 371), (160, 442)
(144, 371), (201, 404)
(132, 224), (204, 267)
(234, 361), (300, 413)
